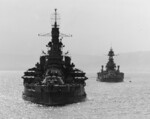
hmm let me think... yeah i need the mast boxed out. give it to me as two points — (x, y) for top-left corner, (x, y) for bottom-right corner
(54, 9), (58, 28)
(106, 48), (116, 71)
(47, 9), (63, 56)
(108, 47), (114, 58)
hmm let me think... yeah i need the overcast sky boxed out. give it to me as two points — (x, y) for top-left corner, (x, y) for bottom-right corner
(0, 0), (150, 56)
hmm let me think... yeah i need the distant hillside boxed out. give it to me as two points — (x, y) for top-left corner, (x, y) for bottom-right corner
(1, 51), (150, 73)
(72, 51), (150, 73)
(0, 54), (39, 71)
(115, 51), (150, 73)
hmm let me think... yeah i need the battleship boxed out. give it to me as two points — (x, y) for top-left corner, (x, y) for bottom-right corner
(97, 48), (124, 82)
(22, 9), (88, 106)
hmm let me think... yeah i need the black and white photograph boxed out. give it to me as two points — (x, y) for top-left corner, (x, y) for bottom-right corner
(0, 0), (150, 118)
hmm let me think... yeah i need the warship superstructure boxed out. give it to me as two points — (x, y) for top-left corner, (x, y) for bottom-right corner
(22, 9), (88, 105)
(97, 48), (124, 82)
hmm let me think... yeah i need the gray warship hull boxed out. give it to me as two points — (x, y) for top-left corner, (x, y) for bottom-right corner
(97, 72), (124, 82)
(23, 84), (86, 106)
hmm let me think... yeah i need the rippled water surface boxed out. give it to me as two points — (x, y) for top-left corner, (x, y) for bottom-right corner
(0, 71), (150, 119)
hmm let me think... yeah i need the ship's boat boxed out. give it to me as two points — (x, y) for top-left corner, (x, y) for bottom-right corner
(97, 48), (124, 82)
(22, 9), (88, 106)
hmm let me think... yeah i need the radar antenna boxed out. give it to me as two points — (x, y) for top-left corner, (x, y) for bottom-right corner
(38, 9), (72, 38)
(38, 33), (72, 38)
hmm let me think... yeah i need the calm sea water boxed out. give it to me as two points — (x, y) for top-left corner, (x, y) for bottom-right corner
(0, 71), (150, 119)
